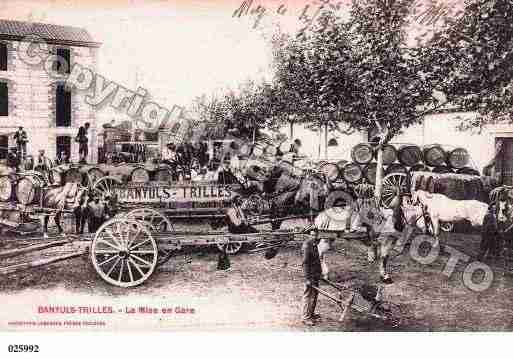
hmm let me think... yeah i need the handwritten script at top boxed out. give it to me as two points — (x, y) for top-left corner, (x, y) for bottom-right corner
(232, 0), (463, 30)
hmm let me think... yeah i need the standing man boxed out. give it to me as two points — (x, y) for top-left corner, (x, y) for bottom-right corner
(35, 149), (52, 180)
(301, 230), (322, 326)
(76, 122), (90, 164)
(7, 147), (19, 171)
(13, 126), (28, 159)
(86, 194), (110, 233)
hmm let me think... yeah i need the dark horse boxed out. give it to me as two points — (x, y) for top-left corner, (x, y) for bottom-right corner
(259, 161), (330, 229)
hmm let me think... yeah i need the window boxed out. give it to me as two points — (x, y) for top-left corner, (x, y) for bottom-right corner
(0, 43), (7, 71)
(56, 84), (71, 127)
(54, 48), (70, 74)
(0, 82), (7, 116)
(56, 136), (71, 160)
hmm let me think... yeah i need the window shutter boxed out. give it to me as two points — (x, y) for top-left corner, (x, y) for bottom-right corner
(0, 43), (7, 71)
(0, 82), (8, 116)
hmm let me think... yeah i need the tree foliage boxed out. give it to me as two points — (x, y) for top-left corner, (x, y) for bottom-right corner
(270, 0), (445, 140)
(428, 0), (513, 131)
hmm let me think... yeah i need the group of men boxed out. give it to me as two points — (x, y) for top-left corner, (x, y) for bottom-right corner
(5, 123), (90, 170)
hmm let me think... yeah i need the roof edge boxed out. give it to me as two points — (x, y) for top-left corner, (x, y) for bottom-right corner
(0, 33), (101, 48)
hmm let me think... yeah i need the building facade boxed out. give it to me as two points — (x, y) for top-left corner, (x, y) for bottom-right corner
(0, 19), (100, 163)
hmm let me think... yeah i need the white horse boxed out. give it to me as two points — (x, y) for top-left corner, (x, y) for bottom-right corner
(411, 190), (489, 246)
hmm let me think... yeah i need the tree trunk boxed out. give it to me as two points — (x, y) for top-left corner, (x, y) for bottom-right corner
(289, 121), (294, 139)
(324, 122), (328, 159)
(374, 147), (384, 201)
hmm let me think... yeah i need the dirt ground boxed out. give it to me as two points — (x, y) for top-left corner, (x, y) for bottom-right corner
(1, 219), (513, 331)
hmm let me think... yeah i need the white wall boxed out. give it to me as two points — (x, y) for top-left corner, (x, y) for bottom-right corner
(281, 112), (497, 172)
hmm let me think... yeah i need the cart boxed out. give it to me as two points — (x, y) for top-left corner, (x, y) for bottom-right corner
(311, 278), (403, 327)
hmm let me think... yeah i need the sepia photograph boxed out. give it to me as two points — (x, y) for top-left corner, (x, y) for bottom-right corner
(0, 0), (512, 346)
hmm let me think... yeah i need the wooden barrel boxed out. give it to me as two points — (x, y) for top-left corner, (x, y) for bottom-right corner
(363, 163), (383, 185)
(447, 148), (470, 169)
(64, 167), (82, 183)
(336, 160), (348, 169)
(432, 166), (453, 174)
(398, 145), (423, 167)
(385, 163), (408, 176)
(351, 143), (374, 165)
(320, 162), (340, 182)
(423, 144), (446, 167)
(410, 164), (430, 173)
(376, 144), (397, 166)
(16, 175), (45, 205)
(457, 167), (480, 176)
(154, 167), (174, 182)
(130, 167), (150, 183)
(0, 174), (16, 202)
(342, 163), (363, 183)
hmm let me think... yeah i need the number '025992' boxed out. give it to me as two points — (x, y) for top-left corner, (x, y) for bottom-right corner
(7, 344), (40, 353)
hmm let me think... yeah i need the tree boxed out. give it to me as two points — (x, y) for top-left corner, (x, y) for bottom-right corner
(270, 0), (445, 198)
(428, 0), (513, 131)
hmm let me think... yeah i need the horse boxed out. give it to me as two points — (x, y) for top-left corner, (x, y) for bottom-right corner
(258, 161), (330, 229)
(411, 190), (490, 246)
(41, 182), (88, 238)
(313, 196), (418, 283)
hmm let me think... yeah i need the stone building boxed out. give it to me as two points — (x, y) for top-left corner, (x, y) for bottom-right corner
(0, 19), (100, 163)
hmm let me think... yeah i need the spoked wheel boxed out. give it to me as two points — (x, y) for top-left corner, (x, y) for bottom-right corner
(381, 173), (409, 208)
(125, 208), (176, 266)
(93, 176), (122, 199)
(217, 241), (243, 255)
(86, 168), (105, 187)
(90, 218), (158, 287)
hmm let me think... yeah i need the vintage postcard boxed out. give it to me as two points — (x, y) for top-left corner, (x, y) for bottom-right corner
(0, 0), (512, 339)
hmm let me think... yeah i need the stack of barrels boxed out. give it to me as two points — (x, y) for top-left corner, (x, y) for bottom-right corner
(318, 143), (479, 185)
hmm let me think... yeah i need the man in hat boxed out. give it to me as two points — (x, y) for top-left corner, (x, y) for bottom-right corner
(13, 126), (28, 159)
(283, 138), (303, 164)
(301, 230), (322, 326)
(216, 159), (238, 184)
(76, 122), (90, 164)
(36, 149), (52, 181)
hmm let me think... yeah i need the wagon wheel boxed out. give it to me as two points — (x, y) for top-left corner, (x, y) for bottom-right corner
(90, 218), (158, 287)
(125, 208), (176, 266)
(86, 168), (105, 188)
(63, 167), (83, 184)
(93, 176), (122, 199)
(217, 241), (243, 255)
(381, 173), (409, 208)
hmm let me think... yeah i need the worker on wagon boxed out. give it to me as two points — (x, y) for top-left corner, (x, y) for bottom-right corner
(35, 149), (52, 181)
(301, 230), (322, 326)
(226, 195), (258, 234)
(217, 159), (239, 184)
(14, 126), (28, 159)
(76, 122), (90, 164)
